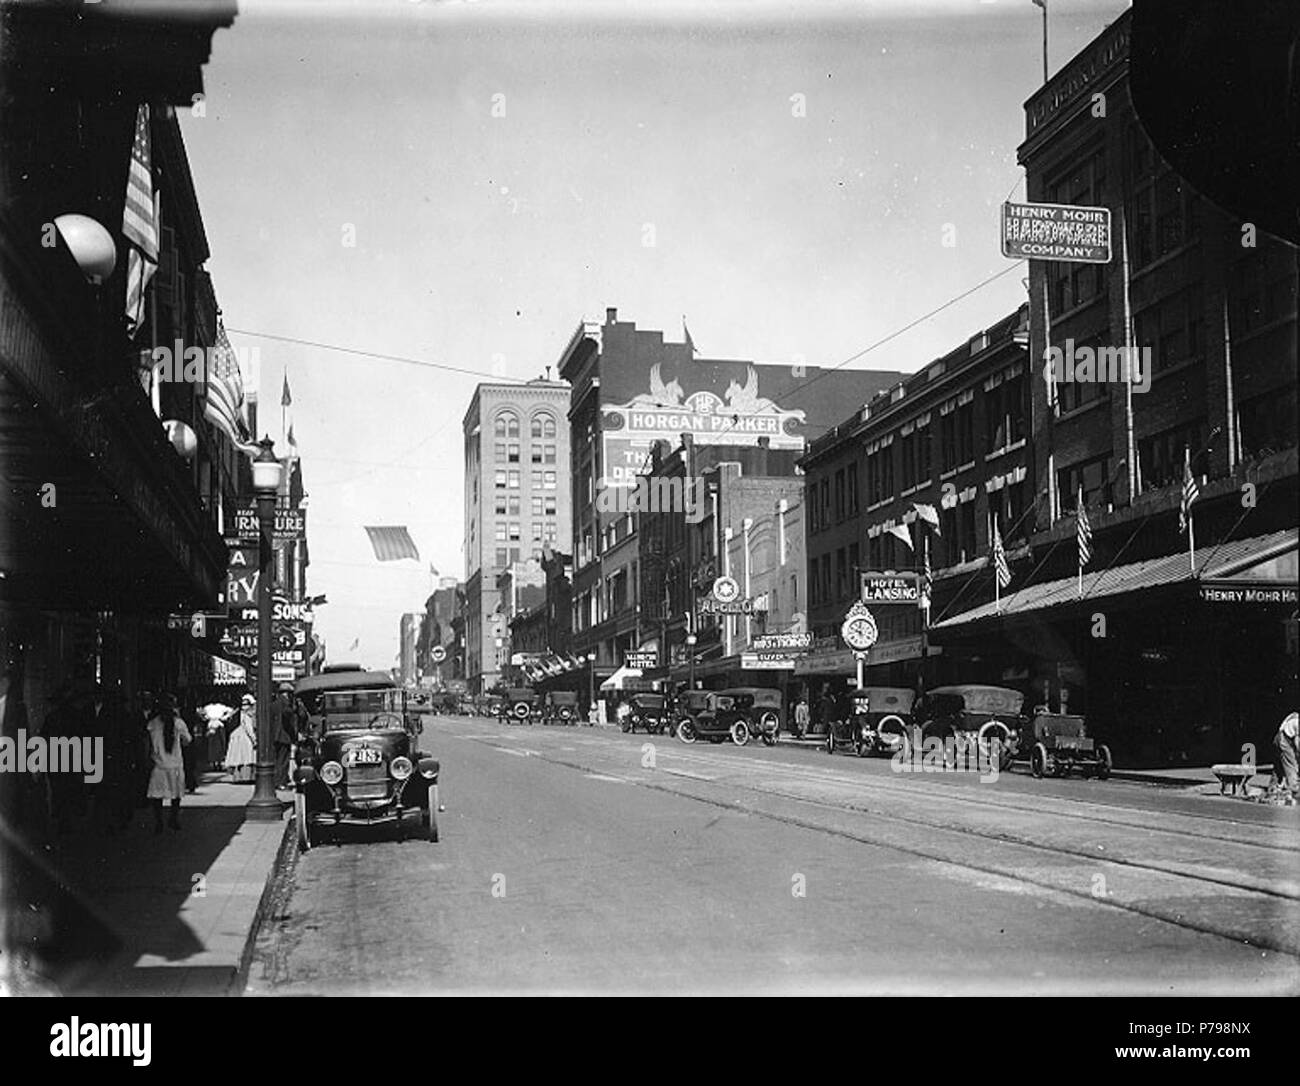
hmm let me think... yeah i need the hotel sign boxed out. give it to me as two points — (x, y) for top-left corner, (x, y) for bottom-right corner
(860, 572), (920, 605)
(624, 649), (658, 670)
(1001, 201), (1112, 264)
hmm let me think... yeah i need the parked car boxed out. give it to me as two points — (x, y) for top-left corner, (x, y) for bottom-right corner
(622, 691), (671, 734)
(912, 684), (1025, 770)
(1027, 711), (1112, 779)
(678, 687), (781, 747)
(544, 690), (580, 726)
(498, 687), (540, 724)
(292, 670), (440, 850)
(826, 686), (916, 757)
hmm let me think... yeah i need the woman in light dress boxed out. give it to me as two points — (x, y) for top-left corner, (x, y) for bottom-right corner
(145, 695), (191, 832)
(224, 694), (257, 783)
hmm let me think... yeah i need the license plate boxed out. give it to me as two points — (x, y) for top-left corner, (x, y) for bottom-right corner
(343, 747), (383, 766)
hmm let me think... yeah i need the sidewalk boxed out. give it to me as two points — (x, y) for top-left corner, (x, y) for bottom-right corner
(1, 771), (291, 996)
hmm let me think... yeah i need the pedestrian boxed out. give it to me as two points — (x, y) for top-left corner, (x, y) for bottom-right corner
(225, 693), (257, 783)
(145, 694), (191, 833)
(180, 693), (200, 793)
(1272, 710), (1299, 799)
(273, 683), (297, 789)
(794, 696), (810, 740)
(202, 700), (231, 768)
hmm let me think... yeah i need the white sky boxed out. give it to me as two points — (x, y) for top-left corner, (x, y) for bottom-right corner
(182, 0), (1128, 665)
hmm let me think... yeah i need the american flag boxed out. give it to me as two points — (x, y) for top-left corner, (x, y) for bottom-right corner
(919, 537), (932, 612)
(991, 519), (1011, 590)
(1076, 485), (1092, 569)
(1179, 446), (1199, 534)
(364, 526), (421, 562)
(123, 104), (159, 332)
(204, 322), (260, 455)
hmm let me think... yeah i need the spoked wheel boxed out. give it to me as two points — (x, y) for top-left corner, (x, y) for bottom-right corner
(1030, 742), (1048, 779)
(295, 791), (311, 852)
(825, 730), (836, 754)
(677, 719), (697, 744)
(1096, 743), (1113, 780)
(730, 721), (750, 746)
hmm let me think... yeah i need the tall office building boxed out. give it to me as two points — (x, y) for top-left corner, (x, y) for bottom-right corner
(462, 379), (572, 693)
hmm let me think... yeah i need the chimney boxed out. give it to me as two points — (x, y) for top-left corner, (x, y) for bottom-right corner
(605, 307), (618, 325)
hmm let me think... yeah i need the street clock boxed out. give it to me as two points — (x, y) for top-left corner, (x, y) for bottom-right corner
(840, 600), (878, 652)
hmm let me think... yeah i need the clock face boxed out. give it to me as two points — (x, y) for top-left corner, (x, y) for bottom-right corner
(841, 613), (878, 650)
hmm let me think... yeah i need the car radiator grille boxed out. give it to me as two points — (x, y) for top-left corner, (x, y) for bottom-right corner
(344, 764), (391, 801)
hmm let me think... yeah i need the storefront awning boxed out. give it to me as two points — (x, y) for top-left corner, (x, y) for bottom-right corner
(930, 529), (1297, 636)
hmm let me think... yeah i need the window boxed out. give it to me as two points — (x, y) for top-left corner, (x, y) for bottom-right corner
(495, 411), (519, 438)
(820, 554), (831, 605)
(495, 496), (507, 515)
(834, 469), (846, 521)
(532, 523), (543, 542)
(507, 443), (520, 463)
(1230, 257), (1298, 335)
(1055, 334), (1111, 414)
(1238, 387), (1298, 460)
(544, 444), (556, 464)
(986, 374), (1026, 451)
(494, 469), (507, 489)
(507, 469), (520, 489)
(532, 413), (557, 439)
(1058, 454), (1114, 514)
(495, 523), (507, 542)
(988, 481), (1028, 543)
(544, 497), (557, 516)
(508, 522), (521, 542)
(901, 423), (931, 488)
(848, 542), (860, 585)
(940, 411), (957, 472)
(956, 403), (974, 465)
(867, 445), (894, 505)
(835, 548), (847, 599)
(495, 547), (508, 568)
(958, 503), (976, 563)
(809, 484), (820, 534)
(543, 471), (557, 490)
(846, 462), (859, 515)
(1134, 284), (1203, 375)
(1139, 418), (1207, 493)
(508, 495), (520, 516)
(531, 497), (543, 516)
(1130, 167), (1198, 271)
(494, 441), (507, 462)
(939, 505), (959, 565)
(544, 522), (558, 543)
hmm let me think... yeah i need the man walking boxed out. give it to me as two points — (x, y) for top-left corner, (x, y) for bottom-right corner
(1273, 710), (1299, 799)
(273, 683), (298, 790)
(793, 696), (810, 740)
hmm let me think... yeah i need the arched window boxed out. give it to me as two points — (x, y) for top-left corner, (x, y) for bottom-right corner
(495, 410), (519, 438)
(532, 412), (557, 440)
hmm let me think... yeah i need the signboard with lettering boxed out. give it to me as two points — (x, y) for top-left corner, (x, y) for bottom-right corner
(1198, 583), (1298, 605)
(741, 652), (797, 671)
(1001, 201), (1112, 264)
(699, 597), (758, 616)
(232, 503), (307, 543)
(751, 632), (812, 652)
(860, 572), (921, 605)
(625, 649), (658, 670)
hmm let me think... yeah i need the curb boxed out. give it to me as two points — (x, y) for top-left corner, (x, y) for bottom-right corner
(232, 810), (295, 996)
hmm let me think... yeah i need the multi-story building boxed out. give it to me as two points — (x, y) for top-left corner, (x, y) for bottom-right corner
(799, 307), (1031, 715)
(416, 578), (463, 686)
(638, 436), (806, 691)
(461, 379), (571, 693)
(398, 612), (419, 686)
(928, 10), (1297, 765)
(556, 307), (902, 688)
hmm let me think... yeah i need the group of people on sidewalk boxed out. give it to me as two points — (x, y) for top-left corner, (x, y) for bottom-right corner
(3, 680), (309, 839)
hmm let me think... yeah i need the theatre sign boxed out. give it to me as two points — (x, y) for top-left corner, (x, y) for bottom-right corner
(1001, 201), (1112, 263)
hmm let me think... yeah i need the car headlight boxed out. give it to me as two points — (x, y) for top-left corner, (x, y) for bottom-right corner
(320, 761), (344, 786)
(390, 756), (413, 780)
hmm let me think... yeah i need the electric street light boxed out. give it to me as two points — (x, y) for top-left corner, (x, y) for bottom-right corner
(247, 437), (284, 821)
(587, 651), (597, 722)
(686, 632), (698, 692)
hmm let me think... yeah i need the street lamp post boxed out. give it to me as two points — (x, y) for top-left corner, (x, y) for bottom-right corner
(247, 437), (284, 821)
(686, 632), (697, 692)
(587, 651), (597, 722)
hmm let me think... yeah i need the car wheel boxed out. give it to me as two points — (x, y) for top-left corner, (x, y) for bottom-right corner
(677, 719), (697, 744)
(1030, 743), (1048, 779)
(731, 721), (750, 746)
(295, 791), (311, 853)
(1096, 743), (1113, 780)
(825, 730), (835, 754)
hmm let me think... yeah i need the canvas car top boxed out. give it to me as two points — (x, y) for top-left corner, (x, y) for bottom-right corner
(930, 685), (1024, 715)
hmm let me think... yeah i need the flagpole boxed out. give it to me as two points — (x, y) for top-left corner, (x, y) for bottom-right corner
(993, 515), (1001, 614)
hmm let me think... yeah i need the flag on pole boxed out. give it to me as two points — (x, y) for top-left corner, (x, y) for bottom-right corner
(991, 519), (1011, 590)
(1076, 486), (1092, 569)
(287, 422), (298, 455)
(1179, 446), (1199, 534)
(919, 534), (932, 613)
(885, 522), (913, 550)
(912, 502), (941, 535)
(683, 317), (697, 356)
(281, 372), (292, 407)
(364, 525), (421, 562)
(122, 104), (159, 333)
(204, 322), (261, 455)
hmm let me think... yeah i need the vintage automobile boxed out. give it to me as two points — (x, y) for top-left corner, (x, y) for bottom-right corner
(912, 684), (1026, 770)
(1028, 712), (1112, 779)
(543, 690), (580, 726)
(825, 686), (916, 757)
(498, 687), (540, 725)
(677, 687), (781, 747)
(292, 670), (440, 850)
(621, 691), (671, 734)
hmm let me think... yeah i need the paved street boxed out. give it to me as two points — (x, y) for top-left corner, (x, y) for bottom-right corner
(248, 715), (1300, 996)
